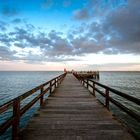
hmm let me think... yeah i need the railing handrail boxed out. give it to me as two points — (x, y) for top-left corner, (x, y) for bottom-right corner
(0, 72), (66, 139)
(0, 73), (65, 108)
(88, 79), (140, 106)
(73, 73), (140, 123)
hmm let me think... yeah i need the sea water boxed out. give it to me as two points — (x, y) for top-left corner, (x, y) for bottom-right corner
(0, 71), (140, 139)
(96, 71), (140, 138)
(0, 71), (63, 140)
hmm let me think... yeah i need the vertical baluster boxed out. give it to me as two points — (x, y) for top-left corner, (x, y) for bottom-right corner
(60, 76), (62, 83)
(50, 81), (52, 94)
(56, 78), (58, 87)
(93, 82), (95, 96)
(87, 79), (89, 89)
(105, 89), (109, 110)
(40, 87), (44, 106)
(55, 79), (57, 88)
(12, 98), (20, 140)
(58, 77), (60, 85)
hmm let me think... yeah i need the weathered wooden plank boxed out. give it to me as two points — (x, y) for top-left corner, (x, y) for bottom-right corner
(20, 74), (135, 140)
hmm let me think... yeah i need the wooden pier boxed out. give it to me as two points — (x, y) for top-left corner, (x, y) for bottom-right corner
(20, 74), (134, 140)
(72, 71), (99, 79)
(1, 73), (140, 140)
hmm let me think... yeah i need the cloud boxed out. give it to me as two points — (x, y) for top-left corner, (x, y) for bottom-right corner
(101, 0), (140, 53)
(14, 42), (27, 48)
(0, 33), (13, 46)
(73, 9), (89, 20)
(63, 0), (71, 7)
(0, 46), (17, 60)
(42, 30), (73, 56)
(71, 0), (140, 54)
(71, 36), (103, 54)
(11, 27), (39, 47)
(42, 0), (53, 9)
(11, 18), (22, 24)
(42, 0), (72, 9)
(0, 0), (140, 64)
(86, 62), (140, 71)
(0, 25), (74, 62)
(0, 21), (8, 31)
(2, 5), (19, 16)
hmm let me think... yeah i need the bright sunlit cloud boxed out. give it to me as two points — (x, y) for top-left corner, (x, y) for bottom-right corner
(81, 53), (140, 64)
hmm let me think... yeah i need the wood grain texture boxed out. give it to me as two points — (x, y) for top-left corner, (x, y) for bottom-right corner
(20, 74), (134, 140)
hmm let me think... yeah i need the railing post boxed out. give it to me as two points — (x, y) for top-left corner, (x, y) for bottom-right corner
(105, 89), (109, 110)
(57, 78), (58, 87)
(59, 76), (62, 84)
(55, 79), (57, 88)
(50, 81), (52, 94)
(93, 82), (95, 96)
(57, 77), (60, 85)
(87, 79), (89, 89)
(97, 72), (99, 80)
(40, 87), (44, 106)
(12, 98), (20, 140)
(59, 77), (61, 84)
(81, 80), (83, 85)
(60, 75), (63, 83)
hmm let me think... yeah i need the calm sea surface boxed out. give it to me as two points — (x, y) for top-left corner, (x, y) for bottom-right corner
(99, 71), (140, 99)
(0, 71), (140, 139)
(96, 71), (140, 139)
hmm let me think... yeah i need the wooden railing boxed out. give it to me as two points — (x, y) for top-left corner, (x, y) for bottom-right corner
(74, 74), (140, 122)
(0, 73), (66, 140)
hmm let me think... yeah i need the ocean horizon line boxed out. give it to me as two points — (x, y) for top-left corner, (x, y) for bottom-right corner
(0, 70), (140, 72)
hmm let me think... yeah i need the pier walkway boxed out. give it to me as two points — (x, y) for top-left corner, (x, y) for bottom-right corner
(20, 74), (134, 140)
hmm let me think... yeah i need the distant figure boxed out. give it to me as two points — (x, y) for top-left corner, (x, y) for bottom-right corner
(71, 69), (74, 73)
(64, 68), (67, 73)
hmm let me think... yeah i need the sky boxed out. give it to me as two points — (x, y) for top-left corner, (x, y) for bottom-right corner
(0, 0), (140, 71)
